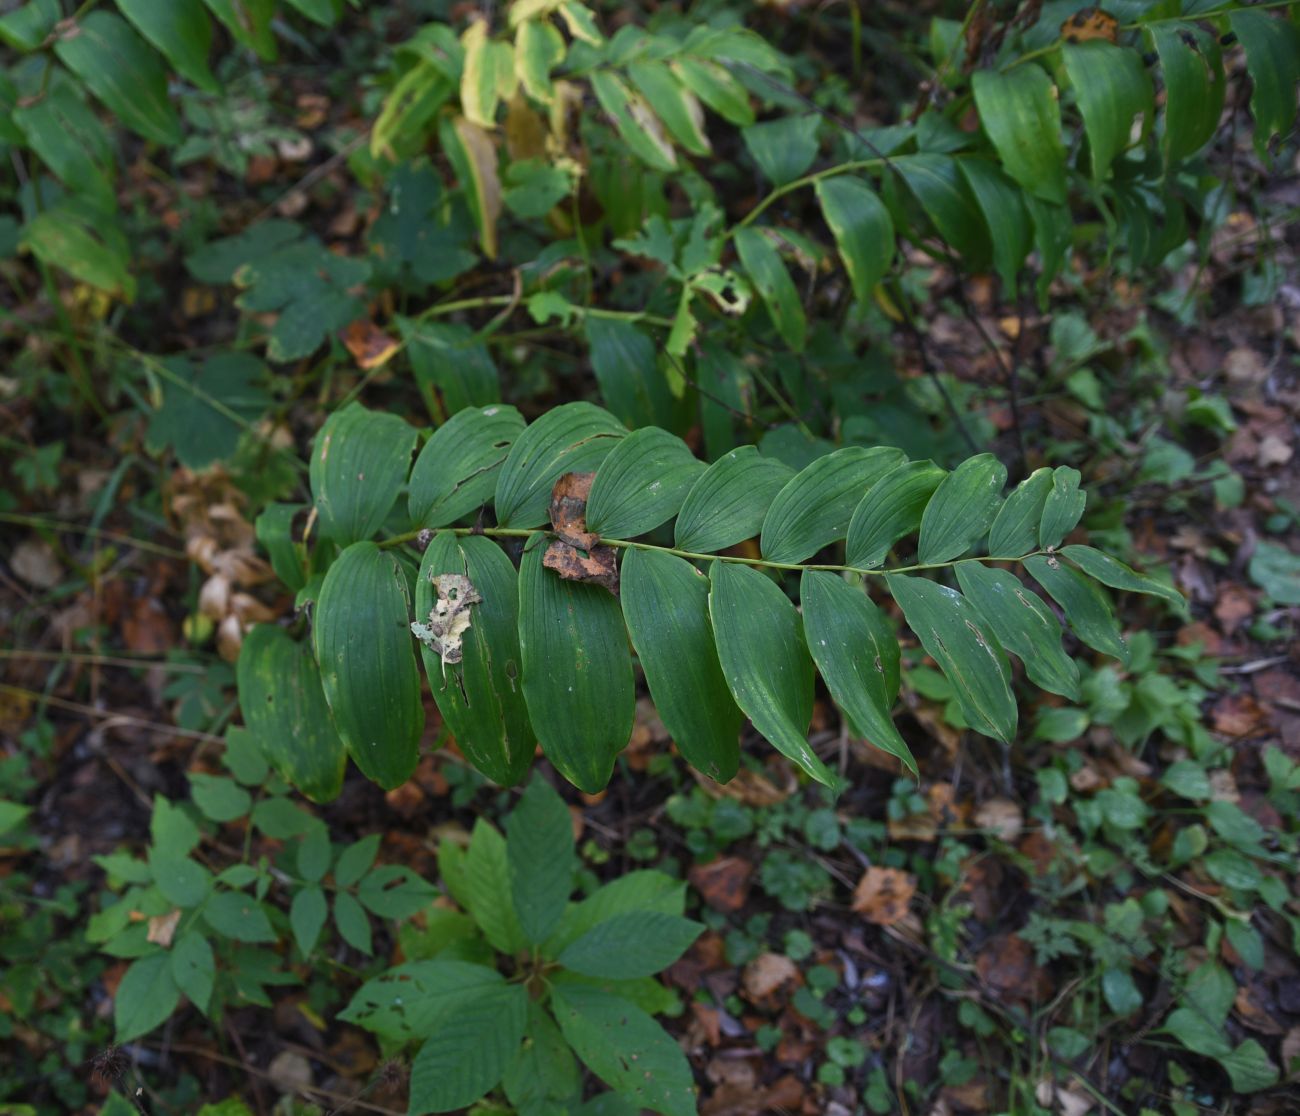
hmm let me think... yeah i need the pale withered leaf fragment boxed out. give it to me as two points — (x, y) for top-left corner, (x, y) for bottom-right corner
(411, 574), (482, 677)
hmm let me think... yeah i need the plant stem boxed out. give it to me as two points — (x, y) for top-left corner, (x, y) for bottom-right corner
(380, 523), (1045, 579)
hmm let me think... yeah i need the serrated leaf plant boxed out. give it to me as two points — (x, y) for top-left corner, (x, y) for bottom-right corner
(237, 399), (1184, 800)
(341, 776), (704, 1116)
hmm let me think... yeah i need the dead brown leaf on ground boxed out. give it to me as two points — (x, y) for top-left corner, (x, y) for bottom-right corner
(341, 319), (399, 370)
(690, 856), (754, 913)
(742, 952), (800, 1002)
(975, 934), (1050, 1003)
(852, 866), (917, 926)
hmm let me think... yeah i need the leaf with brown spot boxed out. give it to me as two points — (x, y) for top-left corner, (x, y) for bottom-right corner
(341, 319), (400, 370)
(851, 866), (916, 926)
(1060, 6), (1118, 43)
(411, 573), (482, 674)
(548, 471), (598, 549)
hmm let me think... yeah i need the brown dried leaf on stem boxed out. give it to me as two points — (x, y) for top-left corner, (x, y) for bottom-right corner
(543, 471), (620, 595)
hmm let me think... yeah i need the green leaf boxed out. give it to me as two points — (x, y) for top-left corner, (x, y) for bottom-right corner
(357, 865), (436, 918)
(409, 983), (528, 1115)
(146, 352), (271, 470)
(503, 1002), (582, 1113)
(494, 402), (626, 529)
(586, 428), (704, 540)
(204, 892), (276, 943)
(251, 797), (313, 838)
(972, 64), (1066, 204)
(956, 157), (1031, 291)
(342, 959), (505, 1040)
(1062, 41), (1153, 180)
(590, 70), (677, 172)
(801, 571), (914, 773)
(518, 535), (634, 793)
(333, 891), (372, 954)
(237, 623), (346, 803)
(0, 0), (60, 51)
(1039, 466), (1085, 548)
(188, 773), (250, 823)
(742, 115), (818, 186)
(709, 562), (830, 785)
(151, 795), (201, 856)
(54, 12), (181, 144)
(117, 0), (218, 93)
(310, 403), (417, 546)
(202, 0), (275, 60)
(313, 542), (424, 790)
(548, 870), (686, 953)
(584, 317), (676, 430)
(1219, 1040), (1279, 1094)
(887, 574), (1017, 742)
(1247, 540), (1300, 605)
(621, 550), (742, 783)
(1102, 967), (1142, 1015)
(734, 226), (806, 352)
(1165, 1007), (1230, 1058)
(13, 83), (116, 208)
(254, 503), (307, 592)
(673, 57), (753, 126)
(988, 467), (1051, 558)
(20, 206), (134, 299)
(955, 563), (1081, 701)
(761, 447), (905, 564)
(558, 912), (703, 979)
(115, 953), (180, 1042)
(892, 153), (991, 266)
(415, 533), (534, 787)
(335, 834), (380, 888)
(440, 114), (502, 259)
(1161, 760), (1211, 801)
(1025, 555), (1129, 666)
(1230, 10), (1300, 159)
(846, 460), (946, 568)
(515, 18), (566, 104)
(150, 854), (212, 908)
(507, 777), (576, 945)
(402, 319), (501, 415)
(284, 0), (340, 27)
(1060, 545), (1186, 615)
(502, 158), (573, 218)
(463, 819), (526, 954)
(628, 61), (710, 157)
(674, 446), (794, 554)
(815, 176), (895, 304)
(917, 453), (1006, 564)
(170, 930), (215, 1013)
(290, 885), (328, 956)
(552, 984), (697, 1116)
(1148, 24), (1225, 165)
(409, 406), (525, 529)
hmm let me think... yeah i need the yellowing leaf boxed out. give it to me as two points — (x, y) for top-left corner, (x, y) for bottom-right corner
(441, 115), (502, 258)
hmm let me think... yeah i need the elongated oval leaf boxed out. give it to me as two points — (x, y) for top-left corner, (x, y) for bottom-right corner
(517, 534), (633, 793)
(673, 56), (754, 126)
(988, 467), (1052, 558)
(801, 571), (914, 773)
(590, 69), (677, 172)
(494, 402), (626, 528)
(972, 64), (1067, 204)
(887, 573), (1017, 742)
(846, 459), (946, 568)
(674, 445), (794, 554)
(815, 176), (895, 302)
(409, 983), (528, 1114)
(551, 983), (697, 1116)
(238, 623), (347, 801)
(1230, 10), (1300, 159)
(515, 18), (565, 104)
(586, 427), (705, 540)
(415, 532), (533, 787)
(314, 542), (423, 789)
(628, 60), (710, 156)
(408, 405), (524, 528)
(202, 0), (275, 59)
(1025, 554), (1129, 665)
(761, 446), (905, 564)
(957, 157), (1031, 292)
(1040, 466), (1085, 548)
(54, 12), (181, 145)
(709, 561), (830, 784)
(507, 777), (575, 945)
(115, 953), (180, 1043)
(117, 0), (218, 93)
(1061, 545), (1186, 615)
(734, 226), (806, 352)
(440, 114), (502, 258)
(310, 403), (417, 546)
(622, 549), (742, 782)
(917, 453), (1006, 564)
(1062, 41), (1153, 180)
(583, 315), (676, 431)
(954, 562), (1080, 701)
(557, 911), (703, 979)
(892, 153), (991, 266)
(1148, 24), (1225, 165)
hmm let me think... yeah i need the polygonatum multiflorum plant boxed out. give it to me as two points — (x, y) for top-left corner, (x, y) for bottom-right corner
(236, 401), (1185, 799)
